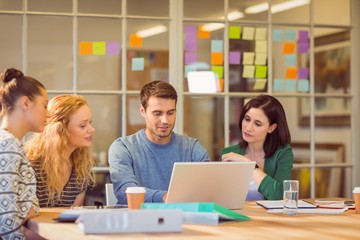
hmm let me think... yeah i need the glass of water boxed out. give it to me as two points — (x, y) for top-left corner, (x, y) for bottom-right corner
(283, 180), (299, 215)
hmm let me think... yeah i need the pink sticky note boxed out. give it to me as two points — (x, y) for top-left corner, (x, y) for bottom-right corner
(229, 51), (241, 65)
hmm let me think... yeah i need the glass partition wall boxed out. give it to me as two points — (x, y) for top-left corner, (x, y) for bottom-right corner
(0, 0), (355, 200)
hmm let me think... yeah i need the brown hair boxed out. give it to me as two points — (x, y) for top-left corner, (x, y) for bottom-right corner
(238, 94), (291, 158)
(0, 68), (45, 116)
(140, 81), (177, 109)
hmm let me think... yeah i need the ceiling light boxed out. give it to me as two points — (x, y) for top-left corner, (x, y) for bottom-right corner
(136, 25), (167, 38)
(202, 11), (244, 32)
(245, 2), (269, 14)
(245, 0), (310, 14)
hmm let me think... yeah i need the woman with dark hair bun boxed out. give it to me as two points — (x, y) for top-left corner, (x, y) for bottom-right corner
(220, 94), (293, 200)
(0, 68), (49, 239)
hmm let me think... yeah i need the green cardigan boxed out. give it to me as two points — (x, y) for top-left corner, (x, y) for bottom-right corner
(220, 144), (294, 200)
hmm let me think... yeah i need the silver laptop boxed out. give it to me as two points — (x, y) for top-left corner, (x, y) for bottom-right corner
(165, 161), (255, 209)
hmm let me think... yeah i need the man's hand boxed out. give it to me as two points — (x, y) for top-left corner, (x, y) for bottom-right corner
(162, 192), (168, 202)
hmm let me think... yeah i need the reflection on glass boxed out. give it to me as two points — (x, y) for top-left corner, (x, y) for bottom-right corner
(0, 0), (22, 11)
(229, 0), (268, 22)
(126, 96), (145, 135)
(127, 0), (169, 17)
(313, 97), (351, 127)
(28, 0), (72, 12)
(272, 0), (310, 24)
(127, 21), (169, 90)
(78, 0), (121, 15)
(184, 0), (223, 19)
(28, 16), (73, 90)
(184, 96), (224, 161)
(78, 17), (122, 90)
(314, 0), (350, 26)
(0, 15), (22, 69)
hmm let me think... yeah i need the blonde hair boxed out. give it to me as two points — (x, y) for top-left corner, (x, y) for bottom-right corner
(25, 94), (95, 202)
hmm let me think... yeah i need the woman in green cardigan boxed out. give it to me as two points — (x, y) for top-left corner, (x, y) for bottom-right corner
(220, 94), (293, 200)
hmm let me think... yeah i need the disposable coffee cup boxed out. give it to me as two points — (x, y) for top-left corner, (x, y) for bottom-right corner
(353, 187), (360, 214)
(126, 187), (146, 210)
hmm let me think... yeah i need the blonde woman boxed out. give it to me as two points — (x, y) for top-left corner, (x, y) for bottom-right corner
(25, 94), (96, 207)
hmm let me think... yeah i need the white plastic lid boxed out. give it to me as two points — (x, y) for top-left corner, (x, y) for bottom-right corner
(353, 187), (360, 193)
(126, 187), (146, 194)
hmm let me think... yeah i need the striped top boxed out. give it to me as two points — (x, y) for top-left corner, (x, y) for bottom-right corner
(0, 129), (39, 240)
(30, 160), (87, 207)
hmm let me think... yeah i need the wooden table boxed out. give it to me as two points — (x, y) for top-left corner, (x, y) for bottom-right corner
(27, 201), (360, 239)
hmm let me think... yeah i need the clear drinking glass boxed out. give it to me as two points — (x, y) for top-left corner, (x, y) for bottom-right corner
(283, 180), (299, 215)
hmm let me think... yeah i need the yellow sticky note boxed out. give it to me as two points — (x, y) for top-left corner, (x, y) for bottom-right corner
(93, 42), (106, 55)
(79, 42), (93, 55)
(212, 66), (223, 78)
(255, 66), (267, 79)
(255, 53), (267, 65)
(243, 52), (255, 65)
(253, 79), (267, 90)
(283, 42), (295, 54)
(242, 27), (255, 40)
(286, 67), (298, 79)
(130, 34), (143, 47)
(229, 26), (241, 39)
(255, 27), (267, 40)
(242, 65), (255, 78)
(198, 26), (210, 38)
(211, 52), (223, 65)
(255, 40), (267, 53)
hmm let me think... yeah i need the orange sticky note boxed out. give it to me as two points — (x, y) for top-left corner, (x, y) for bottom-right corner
(283, 42), (295, 54)
(286, 67), (298, 79)
(79, 42), (93, 55)
(218, 78), (224, 92)
(130, 34), (143, 47)
(198, 26), (210, 38)
(211, 52), (223, 65)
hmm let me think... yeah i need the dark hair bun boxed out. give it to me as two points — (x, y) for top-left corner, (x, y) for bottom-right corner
(1, 68), (24, 83)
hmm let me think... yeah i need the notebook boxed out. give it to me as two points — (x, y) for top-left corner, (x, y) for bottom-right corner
(165, 161), (256, 209)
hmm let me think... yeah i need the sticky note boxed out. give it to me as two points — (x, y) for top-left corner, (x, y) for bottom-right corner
(285, 80), (297, 92)
(185, 52), (197, 65)
(211, 52), (223, 65)
(255, 40), (267, 53)
(285, 54), (297, 66)
(286, 68), (298, 79)
(229, 51), (241, 65)
(273, 29), (284, 42)
(285, 30), (296, 41)
(255, 66), (267, 79)
(242, 65), (255, 78)
(253, 79), (267, 90)
(229, 26), (241, 39)
(242, 27), (255, 40)
(273, 79), (284, 91)
(298, 79), (309, 92)
(255, 53), (267, 65)
(79, 42), (92, 55)
(184, 65), (197, 78)
(255, 27), (267, 40)
(298, 30), (308, 42)
(198, 25), (210, 38)
(185, 38), (197, 51)
(212, 66), (223, 78)
(218, 78), (224, 92)
(131, 57), (144, 71)
(107, 42), (120, 55)
(93, 42), (106, 55)
(242, 52), (255, 65)
(298, 67), (309, 79)
(298, 42), (308, 54)
(211, 40), (223, 52)
(130, 34), (142, 47)
(185, 25), (197, 38)
(283, 42), (295, 54)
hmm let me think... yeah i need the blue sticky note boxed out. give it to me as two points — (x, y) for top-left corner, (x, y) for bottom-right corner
(285, 80), (297, 92)
(285, 54), (297, 66)
(131, 57), (144, 71)
(273, 29), (284, 42)
(211, 40), (223, 53)
(273, 79), (284, 91)
(285, 30), (296, 41)
(298, 79), (309, 92)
